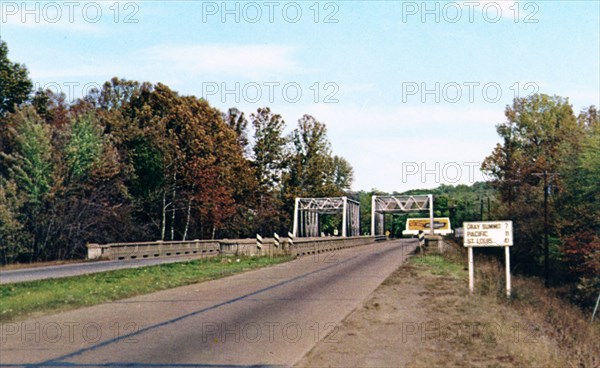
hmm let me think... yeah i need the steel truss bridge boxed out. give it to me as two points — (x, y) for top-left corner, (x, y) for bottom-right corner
(292, 194), (435, 238)
(371, 195), (434, 236)
(292, 197), (360, 237)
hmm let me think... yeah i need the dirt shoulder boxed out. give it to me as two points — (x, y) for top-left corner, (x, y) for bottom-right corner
(296, 248), (599, 368)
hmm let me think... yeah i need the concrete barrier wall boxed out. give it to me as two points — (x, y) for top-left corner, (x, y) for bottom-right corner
(288, 236), (384, 257)
(220, 238), (278, 257)
(87, 240), (221, 261)
(87, 235), (387, 260)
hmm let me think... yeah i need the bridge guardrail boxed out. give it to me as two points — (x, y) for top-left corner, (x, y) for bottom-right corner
(289, 236), (377, 257)
(87, 235), (387, 260)
(87, 240), (220, 260)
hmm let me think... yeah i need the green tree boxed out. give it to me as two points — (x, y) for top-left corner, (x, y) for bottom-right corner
(2, 107), (54, 206)
(558, 106), (600, 304)
(0, 181), (30, 264)
(51, 107), (127, 259)
(353, 189), (386, 235)
(85, 80), (258, 241)
(285, 115), (336, 198)
(282, 115), (356, 233)
(64, 113), (104, 181)
(180, 95), (255, 239)
(249, 108), (288, 234)
(0, 40), (32, 116)
(331, 155), (354, 192)
(1, 107), (55, 260)
(251, 107), (287, 191)
(482, 94), (581, 278)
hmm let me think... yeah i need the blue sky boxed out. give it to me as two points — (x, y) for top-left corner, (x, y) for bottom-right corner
(1, 1), (599, 192)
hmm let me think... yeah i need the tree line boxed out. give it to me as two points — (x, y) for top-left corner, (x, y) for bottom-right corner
(0, 40), (353, 264)
(481, 94), (599, 306)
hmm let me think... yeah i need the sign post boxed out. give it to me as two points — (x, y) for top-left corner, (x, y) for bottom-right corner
(468, 246), (474, 293)
(505, 246), (511, 297)
(463, 220), (513, 297)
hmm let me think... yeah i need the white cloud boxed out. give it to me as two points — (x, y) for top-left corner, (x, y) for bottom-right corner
(347, 136), (493, 192)
(142, 44), (300, 79)
(560, 90), (600, 109)
(252, 102), (503, 192)
(28, 43), (301, 87)
(31, 64), (116, 79)
(311, 104), (501, 191)
(294, 103), (504, 132)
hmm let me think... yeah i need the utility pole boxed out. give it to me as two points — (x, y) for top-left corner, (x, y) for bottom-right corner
(532, 171), (560, 287)
(480, 198), (484, 221)
(543, 172), (549, 288)
(504, 179), (520, 215)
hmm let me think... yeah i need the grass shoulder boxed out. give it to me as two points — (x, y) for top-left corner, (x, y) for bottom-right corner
(409, 252), (467, 279)
(0, 255), (292, 323)
(404, 247), (599, 367)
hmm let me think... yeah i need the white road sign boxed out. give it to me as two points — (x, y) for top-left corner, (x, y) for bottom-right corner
(463, 221), (513, 247)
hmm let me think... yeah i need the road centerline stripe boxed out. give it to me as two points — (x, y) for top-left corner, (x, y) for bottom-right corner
(26, 242), (406, 366)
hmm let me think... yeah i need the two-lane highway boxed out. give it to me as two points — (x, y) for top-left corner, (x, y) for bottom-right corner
(0, 239), (417, 367)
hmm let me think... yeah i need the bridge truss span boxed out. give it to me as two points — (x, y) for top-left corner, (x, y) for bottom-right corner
(292, 197), (360, 238)
(371, 194), (434, 236)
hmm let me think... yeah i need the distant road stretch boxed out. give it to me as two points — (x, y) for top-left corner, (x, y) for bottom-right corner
(0, 255), (211, 284)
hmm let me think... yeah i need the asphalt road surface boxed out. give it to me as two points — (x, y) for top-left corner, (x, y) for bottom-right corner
(0, 239), (417, 367)
(0, 255), (214, 284)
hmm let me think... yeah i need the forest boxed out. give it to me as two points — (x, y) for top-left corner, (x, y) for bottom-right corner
(0, 40), (353, 263)
(1, 40), (598, 306)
